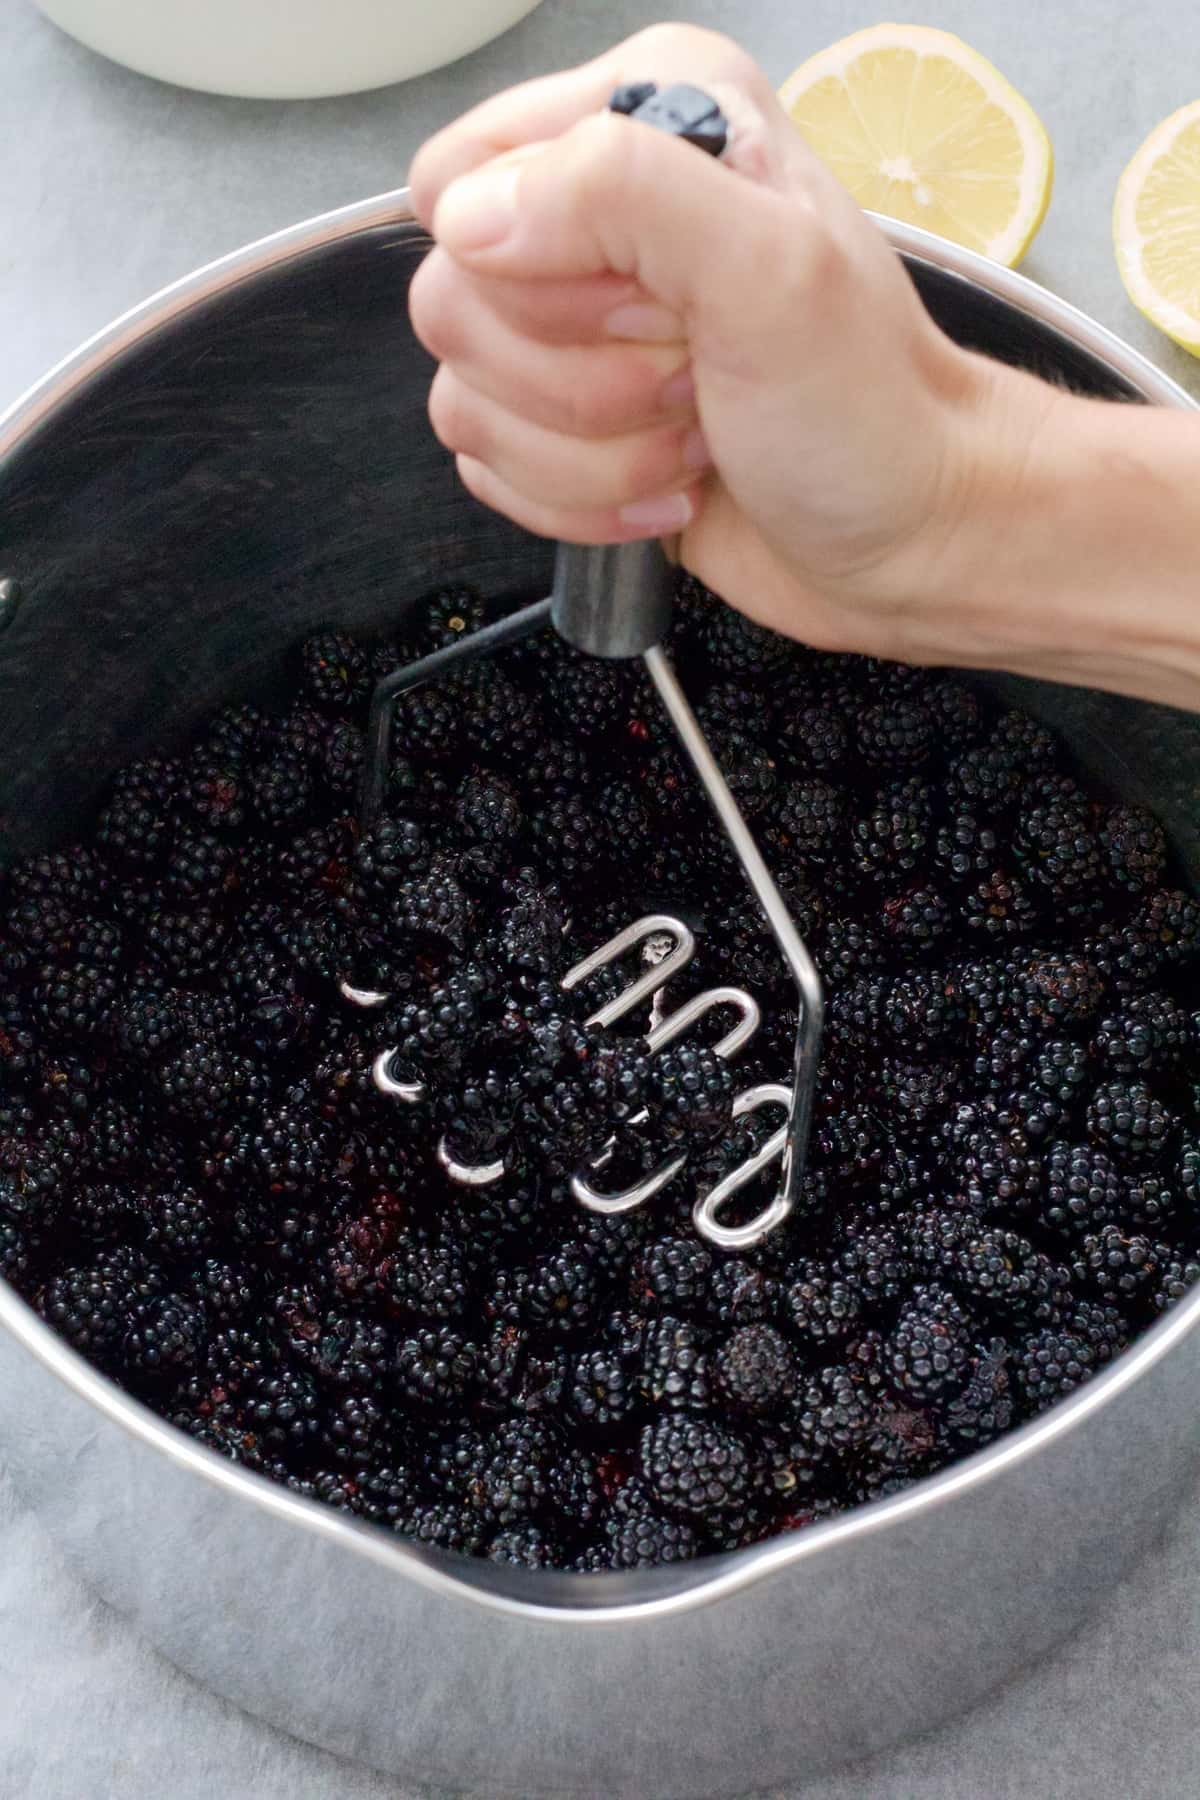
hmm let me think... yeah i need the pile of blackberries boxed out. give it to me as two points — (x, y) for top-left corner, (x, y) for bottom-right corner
(1, 575), (1197, 1570)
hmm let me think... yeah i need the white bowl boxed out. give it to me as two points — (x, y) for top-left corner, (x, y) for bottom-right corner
(34, 0), (548, 99)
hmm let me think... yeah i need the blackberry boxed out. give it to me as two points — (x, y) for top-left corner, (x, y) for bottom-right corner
(1018, 1309), (1124, 1410)
(941, 1338), (1015, 1450)
(693, 599), (788, 680)
(524, 1243), (597, 1338)
(163, 829), (235, 900)
(1041, 1141), (1122, 1238)
(851, 778), (933, 880)
(785, 1261), (862, 1346)
(396, 1327), (480, 1410)
(630, 1236), (714, 1315)
(352, 818), (430, 903)
(886, 1285), (972, 1404)
(487, 1525), (559, 1570)
(1154, 1252), (1200, 1313)
(390, 682), (465, 765)
(640, 1415), (753, 1520)
(954, 1121), (1042, 1215)
(957, 957), (1018, 1039)
(40, 1247), (163, 1368)
(123, 1292), (205, 1383)
(492, 885), (571, 975)
(393, 973), (483, 1074)
(926, 679), (983, 749)
(138, 1185), (215, 1263)
(390, 856), (472, 952)
(934, 806), (1008, 887)
(715, 1324), (797, 1414)
(461, 669), (547, 768)
(223, 1102), (331, 1195)
(857, 1399), (938, 1492)
(300, 630), (371, 714)
(1031, 1038), (1091, 1107)
(637, 1316), (712, 1413)
(605, 1507), (701, 1569)
(878, 1058), (956, 1135)
(156, 1039), (266, 1121)
(1093, 993), (1190, 1078)
(145, 904), (228, 977)
(833, 1224), (912, 1305)
(324, 1191), (407, 1302)
(856, 697), (933, 769)
(819, 915), (887, 984)
(991, 709), (1060, 771)
(881, 969), (966, 1057)
(96, 759), (179, 872)
(1129, 887), (1200, 967)
(33, 961), (119, 1040)
(188, 1257), (255, 1325)
(649, 1046), (735, 1143)
(773, 778), (846, 868)
(1016, 952), (1105, 1031)
(907, 1213), (1068, 1325)
(385, 1232), (470, 1322)
(1099, 805), (1167, 893)
(205, 701), (277, 764)
(777, 700), (849, 773)
(319, 722), (365, 799)
(480, 1417), (557, 1525)
(455, 772), (524, 849)
(1121, 1170), (1179, 1234)
(787, 1365), (874, 1465)
(417, 584), (487, 653)
(522, 737), (593, 809)
(881, 885), (952, 954)
(571, 1346), (638, 1427)
(948, 743), (1023, 811)
(180, 755), (246, 835)
(540, 645), (634, 744)
(1087, 1080), (1175, 1164)
(529, 793), (602, 883)
(240, 1364), (324, 1452)
(1014, 795), (1104, 910)
(958, 869), (1041, 944)
(278, 703), (329, 767)
(403, 1501), (487, 1556)
(0, 1217), (34, 1290)
(249, 750), (313, 833)
(517, 1077), (602, 1176)
(709, 1259), (781, 1329)
(1071, 1226), (1167, 1306)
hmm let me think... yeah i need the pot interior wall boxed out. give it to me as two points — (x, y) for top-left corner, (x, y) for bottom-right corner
(0, 220), (1198, 882)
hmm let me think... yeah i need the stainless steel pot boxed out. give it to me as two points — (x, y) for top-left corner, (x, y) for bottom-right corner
(0, 192), (1197, 1798)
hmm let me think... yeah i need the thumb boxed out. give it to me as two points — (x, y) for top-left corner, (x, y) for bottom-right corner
(430, 109), (822, 354)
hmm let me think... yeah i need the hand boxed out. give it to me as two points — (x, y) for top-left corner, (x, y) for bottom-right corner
(407, 23), (1038, 666)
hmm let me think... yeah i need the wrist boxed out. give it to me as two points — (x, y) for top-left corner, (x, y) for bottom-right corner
(895, 357), (1200, 710)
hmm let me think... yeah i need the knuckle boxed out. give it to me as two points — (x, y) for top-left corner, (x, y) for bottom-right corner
(427, 367), (480, 457)
(408, 251), (464, 362)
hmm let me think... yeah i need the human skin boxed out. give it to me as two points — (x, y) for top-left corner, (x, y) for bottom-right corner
(407, 23), (1200, 713)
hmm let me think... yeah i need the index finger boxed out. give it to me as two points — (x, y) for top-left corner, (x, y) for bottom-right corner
(408, 24), (772, 227)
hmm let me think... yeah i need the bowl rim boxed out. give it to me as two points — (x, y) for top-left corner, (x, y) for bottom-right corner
(1, 188), (1197, 1623)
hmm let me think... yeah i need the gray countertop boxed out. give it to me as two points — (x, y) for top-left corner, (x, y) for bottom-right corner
(3, 2), (1200, 1795)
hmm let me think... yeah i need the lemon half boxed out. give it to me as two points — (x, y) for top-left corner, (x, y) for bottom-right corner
(1114, 100), (1200, 356)
(779, 23), (1053, 266)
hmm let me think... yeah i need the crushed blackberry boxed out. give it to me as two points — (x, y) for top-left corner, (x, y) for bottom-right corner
(650, 1047), (735, 1143)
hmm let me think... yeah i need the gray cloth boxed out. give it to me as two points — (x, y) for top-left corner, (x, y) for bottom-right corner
(4, 0), (1200, 1793)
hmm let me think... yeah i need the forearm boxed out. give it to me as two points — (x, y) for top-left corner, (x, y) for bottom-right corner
(918, 362), (1200, 712)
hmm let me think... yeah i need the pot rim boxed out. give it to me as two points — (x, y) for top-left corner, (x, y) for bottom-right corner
(1, 189), (1197, 1624)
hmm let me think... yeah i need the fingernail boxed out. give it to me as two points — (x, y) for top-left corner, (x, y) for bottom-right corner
(434, 163), (522, 251)
(605, 303), (685, 343)
(682, 426), (712, 471)
(620, 491), (695, 534)
(661, 364), (695, 409)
